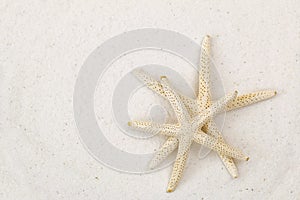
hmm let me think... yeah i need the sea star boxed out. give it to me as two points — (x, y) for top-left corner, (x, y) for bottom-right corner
(130, 35), (276, 192)
(129, 76), (249, 192)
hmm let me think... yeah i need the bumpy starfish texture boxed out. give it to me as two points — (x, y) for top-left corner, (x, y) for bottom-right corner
(129, 76), (249, 192)
(131, 35), (276, 187)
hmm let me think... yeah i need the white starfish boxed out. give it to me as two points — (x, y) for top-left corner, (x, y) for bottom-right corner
(129, 76), (249, 192)
(131, 35), (276, 191)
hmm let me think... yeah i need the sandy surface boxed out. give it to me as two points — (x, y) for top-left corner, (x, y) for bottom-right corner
(1, 0), (299, 199)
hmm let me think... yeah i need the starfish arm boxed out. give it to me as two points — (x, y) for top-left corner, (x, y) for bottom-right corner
(160, 76), (191, 122)
(166, 150), (189, 193)
(215, 141), (249, 161)
(193, 130), (249, 161)
(226, 90), (277, 111)
(134, 69), (201, 117)
(177, 134), (193, 158)
(204, 121), (238, 178)
(208, 91), (238, 116)
(192, 91), (238, 128)
(218, 153), (238, 178)
(134, 69), (200, 117)
(128, 121), (179, 137)
(180, 95), (201, 117)
(133, 69), (165, 97)
(149, 137), (179, 169)
(198, 35), (211, 106)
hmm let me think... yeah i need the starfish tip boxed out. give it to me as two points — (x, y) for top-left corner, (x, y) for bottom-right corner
(149, 163), (155, 169)
(127, 121), (132, 126)
(246, 157), (250, 161)
(166, 189), (173, 193)
(274, 91), (277, 95)
(160, 76), (167, 80)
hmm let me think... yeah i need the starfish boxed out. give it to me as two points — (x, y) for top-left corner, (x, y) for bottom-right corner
(129, 76), (249, 192)
(130, 35), (276, 192)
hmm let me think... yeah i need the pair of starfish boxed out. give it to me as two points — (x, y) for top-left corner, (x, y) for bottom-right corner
(128, 36), (276, 192)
